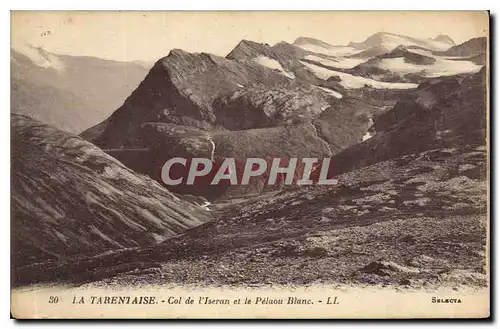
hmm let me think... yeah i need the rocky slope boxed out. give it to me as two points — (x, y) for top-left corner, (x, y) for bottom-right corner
(11, 114), (211, 272)
(14, 143), (487, 288)
(11, 45), (150, 133)
(81, 40), (394, 199)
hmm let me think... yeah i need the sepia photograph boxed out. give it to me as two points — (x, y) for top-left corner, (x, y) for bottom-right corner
(9, 10), (490, 319)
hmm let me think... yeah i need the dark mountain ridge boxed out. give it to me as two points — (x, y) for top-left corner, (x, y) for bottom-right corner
(441, 37), (487, 57)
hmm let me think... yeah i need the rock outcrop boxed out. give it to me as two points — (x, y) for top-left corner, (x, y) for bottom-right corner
(213, 85), (330, 130)
(80, 36), (486, 202)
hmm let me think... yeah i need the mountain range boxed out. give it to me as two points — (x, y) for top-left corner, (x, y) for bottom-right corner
(11, 45), (151, 133)
(11, 31), (488, 288)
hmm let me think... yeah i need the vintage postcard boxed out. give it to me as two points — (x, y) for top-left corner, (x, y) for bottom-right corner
(10, 11), (490, 319)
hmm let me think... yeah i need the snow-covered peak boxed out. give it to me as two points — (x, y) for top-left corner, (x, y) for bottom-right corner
(300, 60), (418, 90)
(349, 32), (452, 52)
(12, 44), (65, 71)
(295, 43), (357, 57)
(294, 37), (335, 49)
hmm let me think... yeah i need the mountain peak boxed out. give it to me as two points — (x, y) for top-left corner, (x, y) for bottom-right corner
(349, 32), (453, 52)
(163, 48), (223, 66)
(442, 37), (487, 57)
(239, 39), (266, 46)
(371, 31), (393, 37)
(12, 43), (65, 71)
(433, 34), (455, 45)
(226, 39), (274, 61)
(167, 48), (191, 57)
(293, 37), (334, 48)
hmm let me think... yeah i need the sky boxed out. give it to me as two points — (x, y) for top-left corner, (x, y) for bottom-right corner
(11, 11), (489, 62)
